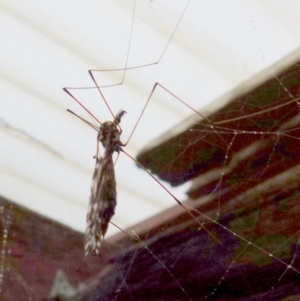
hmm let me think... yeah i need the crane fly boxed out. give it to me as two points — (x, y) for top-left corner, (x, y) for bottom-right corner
(62, 0), (192, 256)
(67, 107), (126, 256)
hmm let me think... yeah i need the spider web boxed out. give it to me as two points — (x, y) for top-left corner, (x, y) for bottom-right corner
(132, 66), (300, 300)
(70, 2), (300, 301)
(83, 60), (300, 301)
(1, 1), (300, 301)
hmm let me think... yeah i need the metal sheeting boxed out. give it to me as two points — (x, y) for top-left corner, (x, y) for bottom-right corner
(1, 0), (300, 236)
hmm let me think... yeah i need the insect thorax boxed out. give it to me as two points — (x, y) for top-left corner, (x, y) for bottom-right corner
(98, 121), (123, 153)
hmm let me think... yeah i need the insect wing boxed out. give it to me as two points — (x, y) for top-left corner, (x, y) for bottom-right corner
(84, 150), (117, 256)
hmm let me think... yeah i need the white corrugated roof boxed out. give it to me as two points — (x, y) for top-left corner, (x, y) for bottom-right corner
(1, 0), (300, 236)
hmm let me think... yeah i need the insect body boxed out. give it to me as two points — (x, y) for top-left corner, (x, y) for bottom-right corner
(84, 110), (126, 256)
